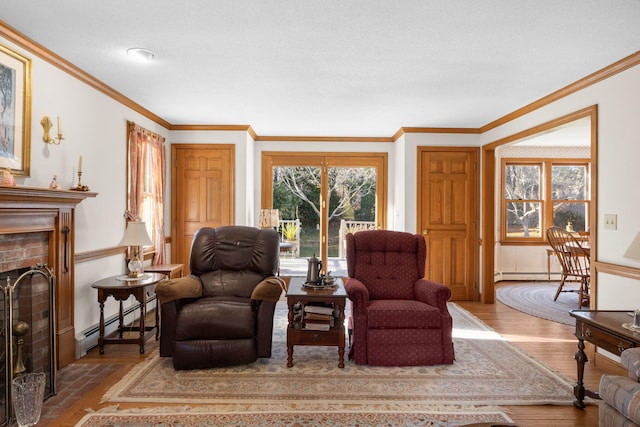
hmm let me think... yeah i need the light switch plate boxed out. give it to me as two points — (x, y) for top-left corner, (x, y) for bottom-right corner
(604, 214), (617, 230)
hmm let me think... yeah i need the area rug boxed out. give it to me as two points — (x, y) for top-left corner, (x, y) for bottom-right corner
(101, 302), (576, 407)
(76, 404), (514, 426)
(496, 282), (581, 326)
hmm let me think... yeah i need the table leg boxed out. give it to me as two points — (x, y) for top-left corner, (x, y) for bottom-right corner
(337, 301), (345, 368)
(154, 293), (160, 340)
(287, 300), (295, 367)
(98, 299), (105, 355)
(573, 337), (587, 408)
(138, 291), (146, 354)
(118, 301), (124, 338)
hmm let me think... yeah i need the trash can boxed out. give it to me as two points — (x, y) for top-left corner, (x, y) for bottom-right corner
(12, 373), (46, 426)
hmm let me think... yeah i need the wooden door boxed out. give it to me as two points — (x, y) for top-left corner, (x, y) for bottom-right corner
(171, 144), (235, 272)
(418, 147), (479, 301)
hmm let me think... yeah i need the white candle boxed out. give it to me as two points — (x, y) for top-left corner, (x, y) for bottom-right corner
(57, 116), (61, 134)
(78, 155), (82, 173)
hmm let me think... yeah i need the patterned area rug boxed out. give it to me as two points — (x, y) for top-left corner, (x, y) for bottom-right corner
(496, 282), (581, 326)
(101, 302), (575, 407)
(77, 405), (513, 426)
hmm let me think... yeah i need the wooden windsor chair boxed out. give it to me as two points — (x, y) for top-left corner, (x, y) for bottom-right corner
(546, 226), (591, 307)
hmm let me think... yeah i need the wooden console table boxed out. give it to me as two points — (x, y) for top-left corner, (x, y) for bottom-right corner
(286, 277), (347, 368)
(92, 272), (165, 354)
(570, 310), (640, 408)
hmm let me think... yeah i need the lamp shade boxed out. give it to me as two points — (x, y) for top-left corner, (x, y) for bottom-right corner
(259, 209), (280, 228)
(119, 221), (153, 246)
(624, 232), (640, 261)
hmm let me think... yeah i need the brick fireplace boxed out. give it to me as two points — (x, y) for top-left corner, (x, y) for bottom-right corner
(0, 186), (96, 371)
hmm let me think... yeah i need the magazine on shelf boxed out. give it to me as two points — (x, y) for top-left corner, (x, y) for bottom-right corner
(304, 313), (334, 327)
(302, 322), (331, 331)
(303, 304), (334, 316)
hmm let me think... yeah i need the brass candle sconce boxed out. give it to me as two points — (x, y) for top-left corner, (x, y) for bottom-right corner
(41, 116), (64, 145)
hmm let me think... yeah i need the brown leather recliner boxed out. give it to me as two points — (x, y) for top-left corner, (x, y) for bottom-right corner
(156, 225), (283, 370)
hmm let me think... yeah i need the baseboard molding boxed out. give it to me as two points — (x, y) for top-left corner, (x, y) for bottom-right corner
(75, 295), (157, 359)
(496, 272), (561, 282)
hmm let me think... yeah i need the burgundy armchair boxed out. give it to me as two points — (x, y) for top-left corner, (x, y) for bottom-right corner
(345, 229), (454, 366)
(156, 226), (283, 370)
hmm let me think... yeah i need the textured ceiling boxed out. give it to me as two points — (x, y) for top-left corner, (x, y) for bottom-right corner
(1, 1), (639, 137)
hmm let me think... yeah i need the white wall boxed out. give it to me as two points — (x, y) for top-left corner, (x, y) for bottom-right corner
(481, 63), (640, 309)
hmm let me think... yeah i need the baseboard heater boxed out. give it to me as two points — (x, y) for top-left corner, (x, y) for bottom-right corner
(75, 294), (157, 359)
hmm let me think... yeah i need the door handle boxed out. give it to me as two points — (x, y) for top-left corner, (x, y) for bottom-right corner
(423, 229), (429, 235)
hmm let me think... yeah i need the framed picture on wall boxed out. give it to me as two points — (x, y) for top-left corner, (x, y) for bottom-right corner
(0, 44), (31, 176)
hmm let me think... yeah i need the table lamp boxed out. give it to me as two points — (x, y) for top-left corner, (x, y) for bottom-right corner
(259, 208), (280, 229)
(119, 221), (153, 277)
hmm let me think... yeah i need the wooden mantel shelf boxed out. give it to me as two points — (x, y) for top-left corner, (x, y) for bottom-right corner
(0, 185), (98, 207)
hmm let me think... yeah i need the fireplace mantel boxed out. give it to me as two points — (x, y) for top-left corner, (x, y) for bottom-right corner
(0, 185), (97, 207)
(0, 185), (97, 368)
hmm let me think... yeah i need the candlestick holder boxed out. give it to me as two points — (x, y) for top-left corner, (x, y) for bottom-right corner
(70, 170), (90, 191)
(40, 116), (64, 145)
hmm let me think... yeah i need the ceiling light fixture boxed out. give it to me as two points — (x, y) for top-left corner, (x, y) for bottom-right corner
(126, 47), (156, 62)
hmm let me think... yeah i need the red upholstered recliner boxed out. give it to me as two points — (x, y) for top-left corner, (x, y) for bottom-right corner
(156, 226), (283, 370)
(345, 229), (454, 366)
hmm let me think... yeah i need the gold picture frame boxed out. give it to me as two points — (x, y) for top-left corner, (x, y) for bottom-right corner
(0, 44), (31, 176)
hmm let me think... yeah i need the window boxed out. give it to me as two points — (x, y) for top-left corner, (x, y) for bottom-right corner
(502, 159), (589, 242)
(126, 122), (166, 263)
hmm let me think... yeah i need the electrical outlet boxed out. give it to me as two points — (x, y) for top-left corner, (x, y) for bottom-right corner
(604, 214), (617, 230)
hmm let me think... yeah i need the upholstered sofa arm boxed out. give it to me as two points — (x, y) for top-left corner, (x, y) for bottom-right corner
(156, 275), (202, 305)
(622, 348), (640, 381)
(414, 279), (451, 311)
(600, 374), (640, 424)
(251, 277), (284, 302)
(345, 278), (370, 308)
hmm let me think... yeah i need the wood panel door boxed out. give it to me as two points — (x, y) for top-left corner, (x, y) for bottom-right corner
(418, 147), (479, 301)
(171, 144), (235, 272)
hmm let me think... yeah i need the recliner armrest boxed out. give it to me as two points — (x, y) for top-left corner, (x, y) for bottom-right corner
(414, 279), (451, 311)
(345, 278), (370, 309)
(156, 275), (202, 305)
(251, 277), (284, 302)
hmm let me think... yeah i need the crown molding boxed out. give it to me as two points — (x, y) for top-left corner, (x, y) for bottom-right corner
(481, 50), (640, 133)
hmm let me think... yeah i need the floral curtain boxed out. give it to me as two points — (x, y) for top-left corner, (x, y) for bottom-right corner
(126, 121), (166, 264)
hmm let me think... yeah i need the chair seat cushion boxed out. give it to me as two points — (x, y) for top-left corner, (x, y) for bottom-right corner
(175, 298), (255, 341)
(367, 299), (442, 329)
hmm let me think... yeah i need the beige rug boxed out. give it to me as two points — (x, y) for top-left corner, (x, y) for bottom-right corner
(101, 302), (576, 407)
(77, 404), (514, 426)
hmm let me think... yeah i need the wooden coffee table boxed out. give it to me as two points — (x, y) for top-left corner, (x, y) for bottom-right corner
(286, 277), (347, 368)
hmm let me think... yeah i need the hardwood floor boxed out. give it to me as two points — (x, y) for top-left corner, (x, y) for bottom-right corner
(42, 299), (604, 426)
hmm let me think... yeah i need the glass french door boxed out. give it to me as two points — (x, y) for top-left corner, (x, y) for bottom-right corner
(261, 152), (387, 267)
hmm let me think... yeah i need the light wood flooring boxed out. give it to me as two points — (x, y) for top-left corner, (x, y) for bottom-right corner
(42, 298), (605, 427)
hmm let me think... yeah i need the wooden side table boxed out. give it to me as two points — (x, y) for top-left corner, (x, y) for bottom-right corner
(570, 310), (640, 408)
(92, 272), (165, 354)
(286, 277), (347, 368)
(145, 263), (184, 279)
